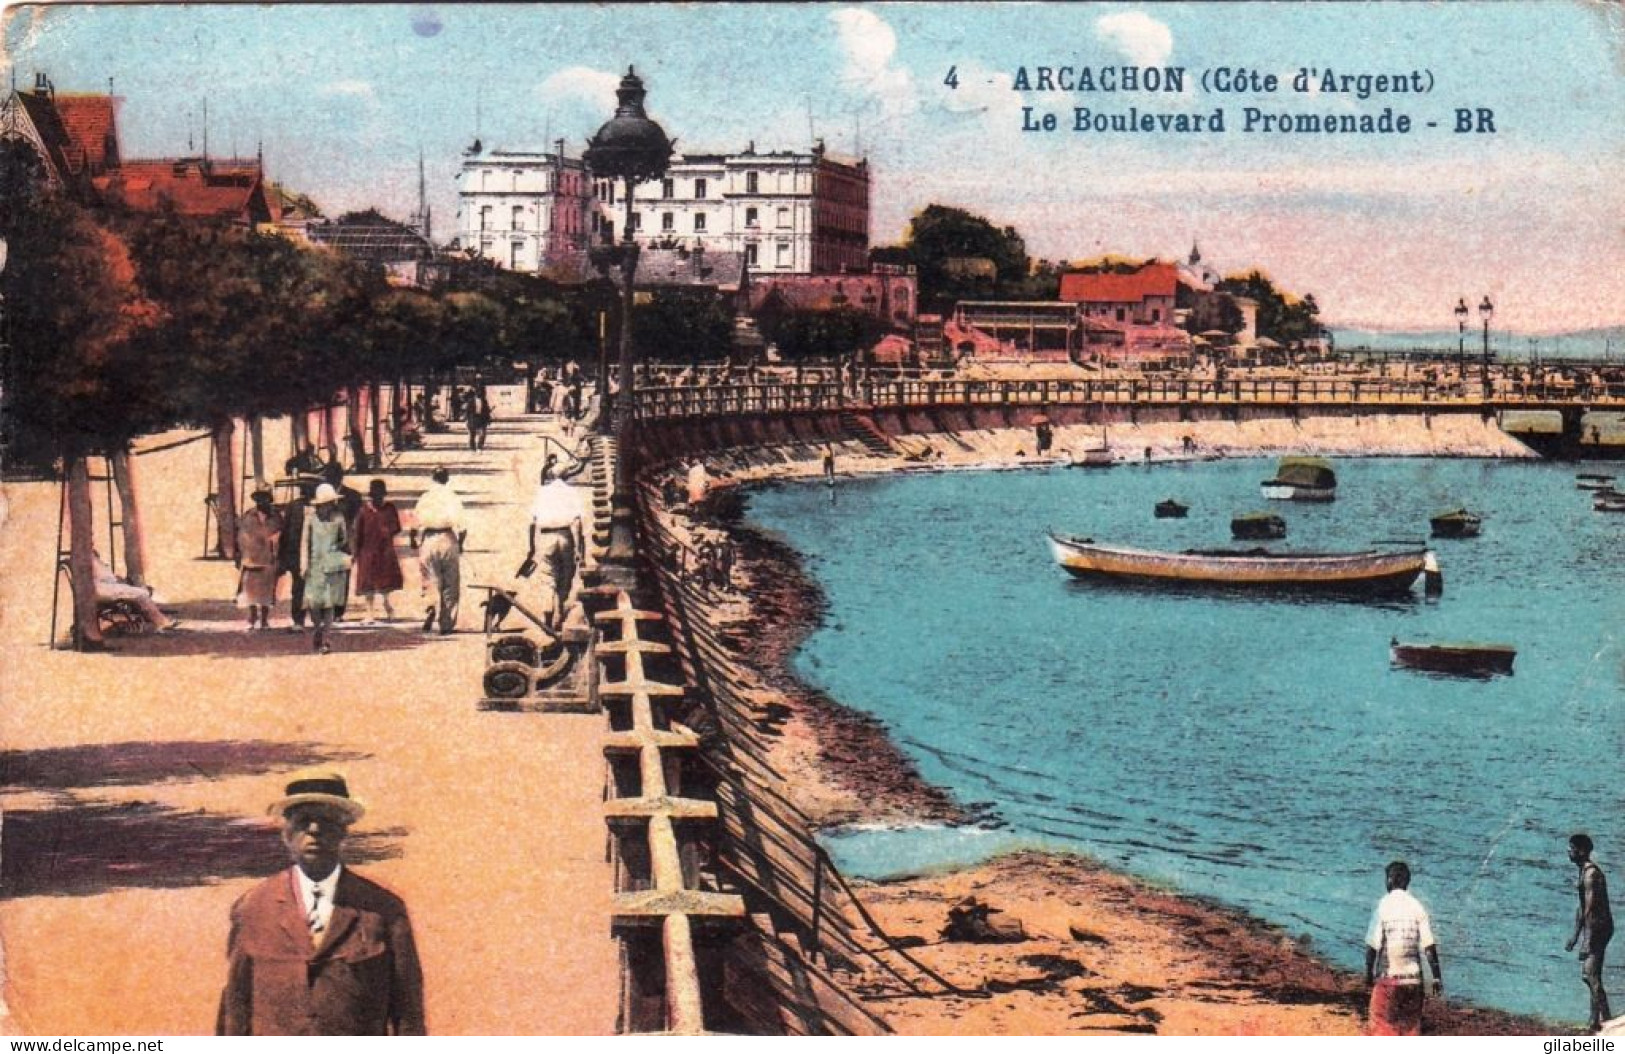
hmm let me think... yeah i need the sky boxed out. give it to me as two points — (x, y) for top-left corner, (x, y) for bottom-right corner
(5, 1), (1623, 332)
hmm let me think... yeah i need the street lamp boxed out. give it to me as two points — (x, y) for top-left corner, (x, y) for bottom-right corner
(1478, 295), (1494, 399)
(1453, 297), (1468, 395)
(584, 66), (673, 571)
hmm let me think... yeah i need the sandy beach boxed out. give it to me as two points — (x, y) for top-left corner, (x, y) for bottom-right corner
(652, 411), (1558, 1036)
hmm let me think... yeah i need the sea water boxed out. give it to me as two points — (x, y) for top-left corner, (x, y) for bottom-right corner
(745, 457), (1625, 1025)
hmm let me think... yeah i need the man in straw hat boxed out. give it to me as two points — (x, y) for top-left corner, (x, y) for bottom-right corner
(217, 770), (425, 1035)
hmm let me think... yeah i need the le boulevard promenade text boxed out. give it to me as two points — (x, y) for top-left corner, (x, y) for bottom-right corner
(966, 63), (1499, 136)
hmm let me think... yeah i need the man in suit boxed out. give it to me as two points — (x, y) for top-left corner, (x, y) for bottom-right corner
(217, 770), (426, 1035)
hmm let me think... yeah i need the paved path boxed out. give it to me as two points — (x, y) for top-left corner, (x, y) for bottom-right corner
(0, 400), (616, 1035)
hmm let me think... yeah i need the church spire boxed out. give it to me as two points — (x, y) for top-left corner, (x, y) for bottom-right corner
(1189, 239), (1201, 265)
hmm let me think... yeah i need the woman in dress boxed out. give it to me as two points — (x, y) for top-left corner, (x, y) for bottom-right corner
(235, 483), (282, 630)
(300, 483), (351, 654)
(354, 479), (403, 623)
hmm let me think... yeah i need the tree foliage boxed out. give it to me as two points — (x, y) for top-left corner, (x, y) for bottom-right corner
(2, 195), (159, 461)
(633, 288), (733, 364)
(759, 307), (885, 361)
(1216, 270), (1323, 343)
(875, 203), (1036, 313)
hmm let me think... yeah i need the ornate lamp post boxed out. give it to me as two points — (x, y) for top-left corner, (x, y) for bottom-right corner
(1453, 297), (1468, 395)
(584, 66), (673, 570)
(1478, 295), (1494, 399)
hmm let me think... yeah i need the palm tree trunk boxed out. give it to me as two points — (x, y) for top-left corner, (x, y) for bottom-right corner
(213, 420), (240, 560)
(109, 445), (148, 588)
(66, 456), (105, 649)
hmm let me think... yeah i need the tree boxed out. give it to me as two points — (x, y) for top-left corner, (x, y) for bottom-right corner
(632, 288), (733, 365)
(2, 196), (158, 646)
(1217, 269), (1323, 344)
(759, 307), (885, 362)
(892, 204), (1036, 313)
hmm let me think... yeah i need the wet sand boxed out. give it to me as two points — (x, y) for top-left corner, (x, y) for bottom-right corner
(659, 414), (1557, 1035)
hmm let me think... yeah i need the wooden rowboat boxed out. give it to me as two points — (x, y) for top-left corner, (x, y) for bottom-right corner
(1154, 499), (1189, 519)
(1576, 473), (1616, 491)
(1430, 508), (1482, 538)
(1390, 638), (1515, 677)
(1047, 534), (1429, 595)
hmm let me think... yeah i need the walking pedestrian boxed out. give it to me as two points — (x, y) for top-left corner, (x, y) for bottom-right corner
(276, 479), (316, 630)
(410, 466), (465, 635)
(524, 455), (582, 633)
(467, 391), (491, 452)
(236, 483), (282, 631)
(216, 770), (425, 1035)
(1566, 834), (1614, 1033)
(353, 480), (403, 624)
(299, 483), (351, 655)
(822, 443), (836, 484)
(1364, 860), (1443, 1036)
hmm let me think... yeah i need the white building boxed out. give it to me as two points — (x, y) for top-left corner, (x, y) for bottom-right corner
(454, 141), (594, 275)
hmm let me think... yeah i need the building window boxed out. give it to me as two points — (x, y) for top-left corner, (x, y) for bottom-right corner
(776, 206), (790, 229)
(1115, 307), (1126, 322)
(694, 213), (707, 232)
(694, 178), (707, 199)
(745, 243), (759, 267)
(630, 213), (642, 231)
(661, 178), (673, 199)
(510, 242), (522, 269)
(512, 205), (525, 231)
(746, 171), (759, 194)
(1151, 308), (1161, 322)
(479, 206), (491, 231)
(776, 242), (790, 267)
(661, 212), (674, 232)
(746, 206), (759, 228)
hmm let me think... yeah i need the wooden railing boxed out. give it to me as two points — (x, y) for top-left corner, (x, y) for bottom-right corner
(633, 375), (1625, 421)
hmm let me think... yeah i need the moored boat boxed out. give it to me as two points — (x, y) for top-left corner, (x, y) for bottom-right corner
(1154, 499), (1189, 519)
(1576, 473), (1616, 491)
(1047, 534), (1430, 595)
(1071, 446), (1113, 468)
(1595, 495), (1625, 513)
(1262, 456), (1337, 501)
(1232, 511), (1286, 540)
(1390, 638), (1516, 677)
(1430, 508), (1482, 539)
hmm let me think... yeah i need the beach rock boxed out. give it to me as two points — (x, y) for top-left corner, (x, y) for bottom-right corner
(1068, 924), (1111, 945)
(942, 896), (1028, 943)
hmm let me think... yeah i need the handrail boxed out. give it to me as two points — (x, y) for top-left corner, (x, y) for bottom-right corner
(631, 373), (1625, 422)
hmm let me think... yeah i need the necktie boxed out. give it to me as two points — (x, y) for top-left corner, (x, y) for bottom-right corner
(309, 887), (325, 946)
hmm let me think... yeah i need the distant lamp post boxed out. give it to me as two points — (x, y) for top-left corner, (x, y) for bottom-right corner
(1478, 295), (1494, 399)
(1453, 297), (1469, 394)
(584, 65), (674, 569)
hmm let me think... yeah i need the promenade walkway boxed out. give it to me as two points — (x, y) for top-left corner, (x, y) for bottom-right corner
(0, 398), (616, 1034)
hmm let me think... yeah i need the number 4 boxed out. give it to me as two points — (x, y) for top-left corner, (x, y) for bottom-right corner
(944, 66), (959, 89)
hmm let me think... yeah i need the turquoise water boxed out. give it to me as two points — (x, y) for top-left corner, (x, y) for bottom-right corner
(745, 458), (1625, 1025)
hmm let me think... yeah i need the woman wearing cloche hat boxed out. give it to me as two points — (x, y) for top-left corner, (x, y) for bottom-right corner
(298, 483), (351, 654)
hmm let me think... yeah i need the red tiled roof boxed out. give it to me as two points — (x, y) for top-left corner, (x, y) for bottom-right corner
(95, 159), (272, 222)
(1059, 262), (1179, 304)
(52, 94), (119, 172)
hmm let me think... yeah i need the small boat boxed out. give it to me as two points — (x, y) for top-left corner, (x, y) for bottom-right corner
(1047, 534), (1430, 595)
(1429, 508), (1482, 539)
(1595, 496), (1625, 513)
(1576, 473), (1616, 491)
(1071, 446), (1113, 468)
(1232, 511), (1287, 540)
(1263, 456), (1337, 501)
(1154, 499), (1189, 519)
(1390, 638), (1516, 677)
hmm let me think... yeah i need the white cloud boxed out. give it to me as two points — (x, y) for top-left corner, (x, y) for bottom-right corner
(831, 7), (917, 118)
(1095, 12), (1174, 69)
(537, 66), (620, 112)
